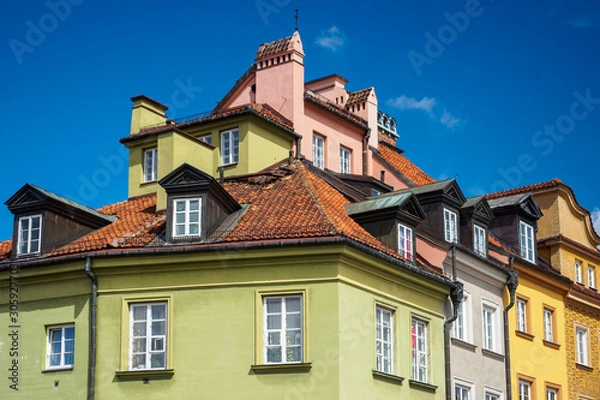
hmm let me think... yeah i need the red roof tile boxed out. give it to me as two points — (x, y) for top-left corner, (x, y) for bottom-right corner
(377, 142), (436, 186)
(0, 240), (11, 260)
(486, 178), (562, 199)
(255, 36), (293, 59)
(345, 88), (373, 107)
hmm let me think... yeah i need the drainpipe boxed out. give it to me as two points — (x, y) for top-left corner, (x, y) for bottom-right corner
(503, 257), (518, 400)
(295, 137), (302, 159)
(362, 128), (370, 176)
(444, 245), (463, 400)
(85, 257), (97, 400)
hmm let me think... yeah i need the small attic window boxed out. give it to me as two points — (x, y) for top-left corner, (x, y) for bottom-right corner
(173, 198), (201, 238)
(17, 214), (42, 256)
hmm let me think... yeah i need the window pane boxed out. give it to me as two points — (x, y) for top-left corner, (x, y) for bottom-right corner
(150, 353), (165, 368)
(287, 347), (301, 362)
(266, 298), (281, 313)
(133, 321), (146, 336)
(151, 338), (164, 351)
(152, 321), (165, 336)
(152, 305), (166, 319)
(50, 354), (61, 366)
(132, 354), (146, 369)
(175, 201), (185, 211)
(64, 352), (74, 366)
(267, 315), (281, 329)
(286, 297), (301, 312)
(287, 314), (301, 329)
(286, 331), (302, 346)
(64, 339), (74, 353)
(268, 332), (280, 345)
(267, 347), (281, 363)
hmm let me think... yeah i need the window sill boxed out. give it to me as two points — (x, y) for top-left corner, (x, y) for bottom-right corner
(220, 162), (239, 169)
(372, 369), (404, 385)
(114, 369), (175, 379)
(451, 337), (477, 352)
(42, 367), (73, 373)
(481, 348), (505, 361)
(515, 330), (535, 341)
(576, 363), (594, 372)
(140, 180), (157, 186)
(543, 340), (561, 350)
(408, 379), (437, 392)
(250, 363), (312, 374)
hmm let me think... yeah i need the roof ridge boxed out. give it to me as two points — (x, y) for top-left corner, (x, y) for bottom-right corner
(297, 162), (339, 234)
(485, 178), (562, 199)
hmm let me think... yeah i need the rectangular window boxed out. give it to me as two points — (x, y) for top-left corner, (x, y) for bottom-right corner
(375, 306), (393, 374)
(455, 385), (470, 400)
(46, 325), (74, 369)
(143, 148), (158, 182)
(264, 295), (303, 364)
(519, 221), (535, 262)
(221, 129), (239, 165)
(18, 215), (42, 256)
(453, 292), (470, 342)
(576, 326), (589, 365)
(485, 391), (501, 400)
(444, 208), (458, 243)
(544, 308), (554, 342)
(339, 146), (351, 174)
(199, 134), (212, 145)
(516, 298), (527, 333)
(312, 134), (325, 169)
(588, 265), (595, 289)
(482, 303), (498, 351)
(519, 380), (531, 400)
(129, 303), (167, 370)
(546, 387), (558, 400)
(474, 224), (487, 256)
(398, 224), (413, 261)
(411, 318), (428, 382)
(173, 198), (201, 237)
(575, 260), (582, 283)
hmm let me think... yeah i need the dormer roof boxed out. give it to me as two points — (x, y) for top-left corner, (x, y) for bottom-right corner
(407, 178), (466, 208)
(487, 193), (543, 220)
(345, 191), (426, 225)
(462, 195), (494, 224)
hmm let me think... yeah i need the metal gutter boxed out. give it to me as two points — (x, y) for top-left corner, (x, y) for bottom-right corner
(503, 257), (518, 400)
(444, 245), (464, 400)
(84, 257), (97, 400)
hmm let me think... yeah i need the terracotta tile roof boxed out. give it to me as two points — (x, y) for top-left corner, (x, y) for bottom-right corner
(305, 91), (368, 129)
(377, 142), (436, 186)
(255, 36), (293, 59)
(345, 88), (373, 107)
(127, 103), (294, 139)
(0, 240), (11, 260)
(486, 178), (562, 199)
(51, 194), (165, 256)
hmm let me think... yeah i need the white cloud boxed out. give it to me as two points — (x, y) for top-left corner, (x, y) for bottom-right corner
(315, 26), (345, 51)
(592, 208), (600, 234)
(387, 95), (437, 117)
(440, 108), (461, 128)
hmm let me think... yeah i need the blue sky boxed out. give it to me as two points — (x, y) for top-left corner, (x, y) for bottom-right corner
(1, 0), (599, 240)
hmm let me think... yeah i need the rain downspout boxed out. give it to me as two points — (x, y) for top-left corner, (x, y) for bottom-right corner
(362, 128), (370, 176)
(85, 257), (97, 400)
(503, 257), (518, 400)
(444, 245), (463, 400)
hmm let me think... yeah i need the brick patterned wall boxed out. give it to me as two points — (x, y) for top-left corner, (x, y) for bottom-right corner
(566, 302), (600, 399)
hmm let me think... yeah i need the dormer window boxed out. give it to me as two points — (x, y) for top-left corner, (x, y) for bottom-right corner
(519, 221), (535, 263)
(444, 208), (458, 243)
(473, 224), (486, 257)
(173, 198), (201, 237)
(398, 224), (413, 261)
(17, 215), (42, 255)
(144, 148), (158, 182)
(221, 129), (239, 165)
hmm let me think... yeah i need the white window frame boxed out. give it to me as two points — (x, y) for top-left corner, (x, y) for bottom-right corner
(575, 260), (582, 283)
(519, 221), (535, 263)
(129, 302), (168, 370)
(546, 387), (558, 400)
(17, 214), (42, 256)
(575, 325), (589, 366)
(398, 224), (413, 261)
(264, 295), (303, 364)
(411, 318), (428, 382)
(221, 128), (239, 165)
(544, 308), (553, 342)
(173, 198), (201, 238)
(484, 386), (503, 400)
(312, 134), (325, 169)
(455, 384), (471, 400)
(518, 380), (531, 400)
(143, 147), (158, 182)
(588, 265), (596, 289)
(482, 300), (500, 352)
(339, 146), (351, 174)
(444, 208), (458, 243)
(453, 292), (471, 342)
(516, 298), (527, 333)
(46, 325), (75, 370)
(199, 134), (212, 145)
(474, 224), (487, 256)
(375, 306), (394, 374)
